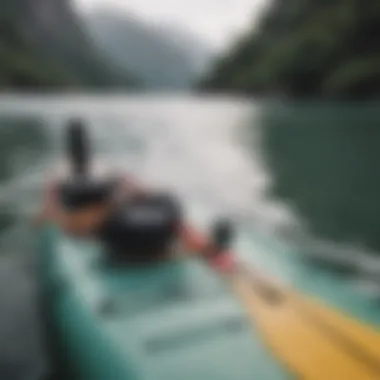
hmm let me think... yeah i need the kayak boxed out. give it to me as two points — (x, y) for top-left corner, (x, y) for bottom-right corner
(37, 119), (380, 379)
(37, 225), (290, 380)
(38, 221), (380, 380)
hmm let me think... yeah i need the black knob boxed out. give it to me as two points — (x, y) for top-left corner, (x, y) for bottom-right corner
(211, 219), (234, 251)
(66, 117), (90, 176)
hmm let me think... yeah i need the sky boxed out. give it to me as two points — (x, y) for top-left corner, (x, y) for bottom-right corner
(75, 0), (269, 50)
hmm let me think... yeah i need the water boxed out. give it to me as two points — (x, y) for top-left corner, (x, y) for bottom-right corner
(0, 95), (380, 380)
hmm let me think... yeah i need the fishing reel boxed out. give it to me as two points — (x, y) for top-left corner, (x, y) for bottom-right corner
(52, 118), (119, 237)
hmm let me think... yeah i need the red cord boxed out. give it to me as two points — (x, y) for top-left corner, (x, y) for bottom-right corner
(208, 253), (236, 273)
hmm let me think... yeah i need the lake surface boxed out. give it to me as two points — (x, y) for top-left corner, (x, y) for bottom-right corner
(0, 95), (379, 380)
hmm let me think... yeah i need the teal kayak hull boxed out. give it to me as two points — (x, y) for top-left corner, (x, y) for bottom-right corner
(37, 225), (291, 380)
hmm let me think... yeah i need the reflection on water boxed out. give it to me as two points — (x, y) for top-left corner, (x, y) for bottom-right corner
(259, 103), (380, 251)
(0, 115), (50, 231)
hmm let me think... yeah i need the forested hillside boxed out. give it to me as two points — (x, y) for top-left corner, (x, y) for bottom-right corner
(0, 0), (136, 89)
(201, 1), (380, 99)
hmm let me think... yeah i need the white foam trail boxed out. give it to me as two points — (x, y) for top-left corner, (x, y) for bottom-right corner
(0, 97), (296, 239)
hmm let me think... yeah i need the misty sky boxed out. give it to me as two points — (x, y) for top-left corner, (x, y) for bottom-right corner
(75, 0), (269, 50)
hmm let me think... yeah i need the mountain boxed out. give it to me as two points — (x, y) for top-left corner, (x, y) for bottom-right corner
(200, 0), (380, 100)
(83, 9), (214, 90)
(0, 0), (136, 90)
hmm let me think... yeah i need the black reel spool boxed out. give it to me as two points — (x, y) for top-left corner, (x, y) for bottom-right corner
(58, 178), (118, 211)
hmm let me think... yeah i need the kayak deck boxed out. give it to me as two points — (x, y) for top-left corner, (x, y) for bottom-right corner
(41, 225), (380, 380)
(41, 227), (291, 380)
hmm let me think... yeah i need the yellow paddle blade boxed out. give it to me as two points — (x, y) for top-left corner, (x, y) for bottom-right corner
(231, 274), (380, 380)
